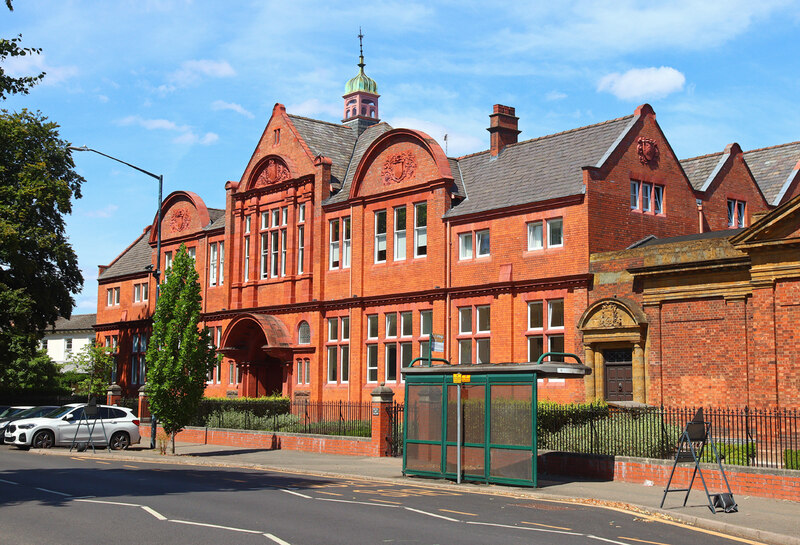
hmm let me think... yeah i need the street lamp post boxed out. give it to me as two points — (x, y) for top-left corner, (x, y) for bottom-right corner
(69, 146), (162, 449)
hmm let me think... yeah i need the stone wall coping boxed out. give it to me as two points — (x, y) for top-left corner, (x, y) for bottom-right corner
(175, 425), (371, 443)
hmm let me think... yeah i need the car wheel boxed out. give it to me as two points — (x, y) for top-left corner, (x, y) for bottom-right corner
(32, 430), (54, 449)
(109, 431), (130, 450)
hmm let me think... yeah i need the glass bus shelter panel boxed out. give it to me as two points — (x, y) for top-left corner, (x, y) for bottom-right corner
(406, 442), (442, 473)
(490, 384), (532, 446)
(446, 384), (485, 443)
(489, 383), (534, 482)
(406, 384), (442, 442)
(446, 445), (485, 476)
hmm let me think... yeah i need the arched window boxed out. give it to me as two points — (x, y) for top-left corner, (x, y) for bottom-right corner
(370, 110), (375, 118)
(298, 321), (311, 344)
(361, 106), (366, 116)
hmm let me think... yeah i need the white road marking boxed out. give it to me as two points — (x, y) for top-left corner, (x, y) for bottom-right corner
(280, 488), (311, 499)
(317, 498), (396, 508)
(0, 478), (19, 485)
(170, 519), (262, 534)
(466, 521), (582, 536)
(141, 505), (167, 520)
(404, 507), (459, 522)
(35, 487), (71, 497)
(587, 536), (634, 545)
(75, 499), (142, 507)
(264, 533), (292, 545)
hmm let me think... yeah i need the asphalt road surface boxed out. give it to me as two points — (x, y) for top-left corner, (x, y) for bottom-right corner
(0, 446), (756, 545)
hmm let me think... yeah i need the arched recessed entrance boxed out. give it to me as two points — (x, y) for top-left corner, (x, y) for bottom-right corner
(219, 313), (293, 398)
(578, 298), (649, 404)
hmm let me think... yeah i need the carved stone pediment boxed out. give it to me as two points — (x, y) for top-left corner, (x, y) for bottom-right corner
(578, 298), (648, 343)
(252, 157), (290, 188)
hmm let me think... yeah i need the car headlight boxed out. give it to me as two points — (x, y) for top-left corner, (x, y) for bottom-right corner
(17, 424), (34, 429)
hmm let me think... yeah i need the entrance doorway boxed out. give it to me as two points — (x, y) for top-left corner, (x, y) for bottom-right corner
(603, 348), (633, 402)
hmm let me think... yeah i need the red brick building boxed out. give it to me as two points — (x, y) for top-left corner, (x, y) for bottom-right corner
(95, 54), (800, 409)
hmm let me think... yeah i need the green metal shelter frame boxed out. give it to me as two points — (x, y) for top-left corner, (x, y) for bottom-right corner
(401, 353), (590, 487)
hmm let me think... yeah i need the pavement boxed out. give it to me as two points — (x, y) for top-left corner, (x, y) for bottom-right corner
(36, 442), (799, 545)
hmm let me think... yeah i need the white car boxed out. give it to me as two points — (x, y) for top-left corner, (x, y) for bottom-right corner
(4, 403), (141, 450)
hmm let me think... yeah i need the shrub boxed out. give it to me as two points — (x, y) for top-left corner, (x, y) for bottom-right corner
(783, 449), (800, 470)
(192, 396), (290, 426)
(702, 442), (756, 465)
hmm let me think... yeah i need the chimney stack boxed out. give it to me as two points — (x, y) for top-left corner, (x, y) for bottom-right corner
(487, 104), (520, 156)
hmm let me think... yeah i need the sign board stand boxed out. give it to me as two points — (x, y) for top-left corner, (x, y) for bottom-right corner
(660, 408), (737, 513)
(70, 398), (110, 453)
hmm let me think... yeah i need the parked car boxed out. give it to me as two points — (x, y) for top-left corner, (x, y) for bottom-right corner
(0, 406), (32, 419)
(0, 406), (59, 444)
(4, 404), (140, 450)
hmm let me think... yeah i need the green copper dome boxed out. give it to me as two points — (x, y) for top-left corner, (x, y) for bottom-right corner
(345, 56), (378, 95)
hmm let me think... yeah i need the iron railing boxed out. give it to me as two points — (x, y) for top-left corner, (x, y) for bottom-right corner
(203, 400), (372, 438)
(387, 402), (404, 457)
(538, 405), (800, 469)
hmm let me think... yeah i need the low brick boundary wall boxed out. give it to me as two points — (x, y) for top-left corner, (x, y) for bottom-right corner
(140, 425), (376, 457)
(539, 452), (800, 501)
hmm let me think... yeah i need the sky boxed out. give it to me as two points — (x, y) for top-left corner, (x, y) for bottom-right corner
(3, 0), (800, 314)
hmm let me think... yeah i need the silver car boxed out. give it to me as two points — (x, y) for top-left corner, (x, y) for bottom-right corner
(4, 403), (141, 450)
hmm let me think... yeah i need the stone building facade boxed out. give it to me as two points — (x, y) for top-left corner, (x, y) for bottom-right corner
(95, 53), (800, 409)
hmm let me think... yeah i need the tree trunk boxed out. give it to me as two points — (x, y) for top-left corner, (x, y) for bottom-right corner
(171, 432), (175, 454)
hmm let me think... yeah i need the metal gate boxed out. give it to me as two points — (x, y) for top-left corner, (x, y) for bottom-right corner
(386, 401), (404, 457)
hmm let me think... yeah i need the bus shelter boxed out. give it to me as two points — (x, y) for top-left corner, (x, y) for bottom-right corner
(401, 354), (590, 487)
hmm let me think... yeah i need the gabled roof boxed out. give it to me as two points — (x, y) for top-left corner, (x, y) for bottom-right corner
(204, 208), (226, 231)
(681, 151), (727, 192)
(444, 115), (635, 218)
(98, 229), (152, 281)
(324, 122), (393, 205)
(49, 313), (96, 332)
(743, 141), (800, 206)
(288, 115), (359, 186)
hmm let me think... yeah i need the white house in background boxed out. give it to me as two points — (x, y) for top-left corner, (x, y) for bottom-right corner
(43, 314), (96, 371)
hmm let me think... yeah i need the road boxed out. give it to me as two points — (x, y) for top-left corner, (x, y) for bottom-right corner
(0, 446), (756, 545)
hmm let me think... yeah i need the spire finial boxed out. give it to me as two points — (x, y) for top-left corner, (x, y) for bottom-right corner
(358, 28), (365, 70)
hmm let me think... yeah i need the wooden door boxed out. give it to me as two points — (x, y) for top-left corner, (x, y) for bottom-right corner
(603, 349), (633, 402)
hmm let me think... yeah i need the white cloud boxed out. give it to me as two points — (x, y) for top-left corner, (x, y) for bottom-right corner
(545, 90), (567, 101)
(286, 98), (341, 119)
(118, 115), (218, 146)
(211, 100), (254, 118)
(166, 59), (236, 89)
(2, 52), (78, 85)
(597, 67), (686, 101)
(84, 204), (119, 218)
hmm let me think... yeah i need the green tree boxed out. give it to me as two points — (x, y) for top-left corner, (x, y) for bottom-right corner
(0, 109), (84, 388)
(71, 341), (115, 400)
(146, 245), (216, 453)
(1, 1), (45, 100)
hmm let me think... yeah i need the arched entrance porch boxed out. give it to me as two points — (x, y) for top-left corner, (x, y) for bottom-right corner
(578, 298), (649, 404)
(219, 313), (294, 398)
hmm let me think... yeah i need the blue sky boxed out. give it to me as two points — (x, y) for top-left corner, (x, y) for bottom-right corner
(3, 0), (800, 314)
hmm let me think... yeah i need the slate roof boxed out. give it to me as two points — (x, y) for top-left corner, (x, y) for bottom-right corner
(325, 122), (393, 205)
(50, 313), (96, 332)
(204, 208), (226, 231)
(681, 152), (726, 192)
(98, 230), (152, 281)
(445, 115), (636, 218)
(744, 142), (800, 205)
(288, 115), (358, 187)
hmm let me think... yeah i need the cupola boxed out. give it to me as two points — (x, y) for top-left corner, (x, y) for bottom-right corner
(343, 30), (380, 127)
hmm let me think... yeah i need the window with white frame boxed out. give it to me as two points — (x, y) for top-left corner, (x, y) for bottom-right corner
(375, 210), (387, 263)
(260, 233), (269, 279)
(209, 242), (219, 286)
(243, 237), (250, 282)
(367, 344), (378, 382)
(342, 217), (351, 268)
(414, 202), (427, 257)
(457, 305), (490, 364)
(385, 312), (397, 338)
(107, 287), (120, 306)
(65, 338), (72, 356)
(218, 243), (224, 285)
(547, 218), (563, 248)
(281, 206), (288, 226)
(298, 203), (306, 223)
(476, 230), (490, 257)
(367, 314), (378, 339)
(400, 311), (412, 337)
(230, 361), (236, 385)
(214, 326), (222, 383)
(394, 206), (406, 261)
(280, 229), (287, 276)
(261, 210), (269, 230)
(163, 251), (172, 280)
(340, 317), (350, 383)
(419, 309), (432, 358)
(329, 219), (340, 269)
(131, 333), (147, 385)
(245, 215), (251, 234)
(631, 180), (665, 215)
(385, 343), (399, 382)
(727, 199), (746, 228)
(297, 224), (305, 274)
(133, 282), (148, 303)
(527, 298), (565, 363)
(272, 209), (279, 227)
(459, 232), (473, 260)
(270, 230), (279, 277)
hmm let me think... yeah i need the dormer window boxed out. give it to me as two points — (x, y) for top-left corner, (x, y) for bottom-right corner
(728, 199), (746, 228)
